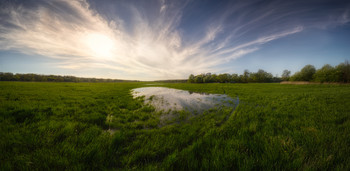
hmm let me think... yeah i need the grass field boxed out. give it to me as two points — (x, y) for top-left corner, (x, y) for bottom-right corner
(1, 82), (349, 170)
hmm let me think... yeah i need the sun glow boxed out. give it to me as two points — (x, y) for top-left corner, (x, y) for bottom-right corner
(85, 33), (115, 59)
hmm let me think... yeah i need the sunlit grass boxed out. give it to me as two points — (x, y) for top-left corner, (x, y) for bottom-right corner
(0, 82), (349, 170)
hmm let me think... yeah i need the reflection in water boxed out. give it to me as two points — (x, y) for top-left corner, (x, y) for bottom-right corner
(132, 87), (238, 113)
(144, 83), (164, 86)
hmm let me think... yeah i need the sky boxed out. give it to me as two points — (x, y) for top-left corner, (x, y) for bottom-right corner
(0, 0), (350, 81)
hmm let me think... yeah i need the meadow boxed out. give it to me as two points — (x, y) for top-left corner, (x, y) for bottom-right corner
(0, 82), (349, 170)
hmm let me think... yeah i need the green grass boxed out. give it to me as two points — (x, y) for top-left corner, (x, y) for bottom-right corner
(1, 82), (349, 170)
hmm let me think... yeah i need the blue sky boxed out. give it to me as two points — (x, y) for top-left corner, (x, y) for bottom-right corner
(0, 0), (349, 80)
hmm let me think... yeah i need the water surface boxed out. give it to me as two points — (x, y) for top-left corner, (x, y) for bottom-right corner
(132, 87), (238, 113)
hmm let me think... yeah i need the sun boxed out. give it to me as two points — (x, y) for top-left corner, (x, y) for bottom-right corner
(85, 33), (115, 59)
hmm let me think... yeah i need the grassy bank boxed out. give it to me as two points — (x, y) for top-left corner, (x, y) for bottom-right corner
(1, 82), (349, 170)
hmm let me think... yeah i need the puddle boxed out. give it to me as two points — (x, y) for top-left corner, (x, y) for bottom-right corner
(144, 83), (164, 86)
(132, 87), (238, 114)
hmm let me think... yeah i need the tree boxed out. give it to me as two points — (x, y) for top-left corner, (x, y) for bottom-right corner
(188, 74), (195, 83)
(194, 74), (204, 83)
(249, 69), (273, 83)
(290, 64), (316, 81)
(231, 74), (239, 83)
(336, 60), (350, 83)
(0, 72), (14, 81)
(217, 73), (230, 83)
(300, 65), (316, 81)
(282, 70), (291, 81)
(243, 69), (250, 83)
(313, 64), (336, 82)
(211, 74), (218, 83)
(203, 73), (216, 83)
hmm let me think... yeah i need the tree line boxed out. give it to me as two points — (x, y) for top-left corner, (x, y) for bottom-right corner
(0, 72), (136, 82)
(287, 60), (350, 83)
(188, 69), (280, 83)
(188, 60), (350, 83)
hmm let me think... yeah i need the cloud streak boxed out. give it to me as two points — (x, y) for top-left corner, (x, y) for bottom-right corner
(0, 0), (349, 80)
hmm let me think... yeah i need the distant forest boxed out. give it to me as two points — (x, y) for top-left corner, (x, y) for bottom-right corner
(1, 61), (349, 83)
(188, 61), (350, 83)
(0, 73), (137, 82)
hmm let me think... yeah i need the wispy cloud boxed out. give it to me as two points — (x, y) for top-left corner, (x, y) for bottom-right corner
(0, 0), (348, 80)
